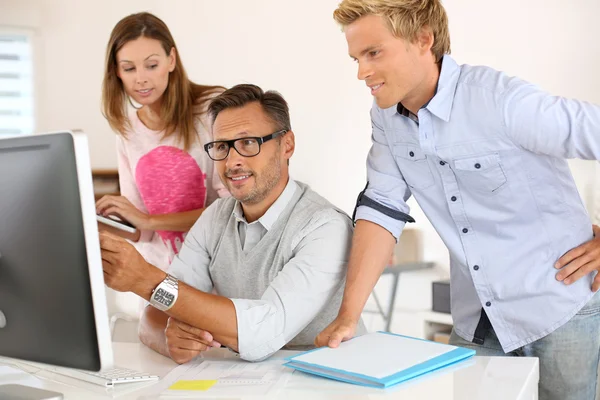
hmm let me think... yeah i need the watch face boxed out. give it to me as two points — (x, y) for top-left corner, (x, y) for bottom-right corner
(153, 288), (175, 306)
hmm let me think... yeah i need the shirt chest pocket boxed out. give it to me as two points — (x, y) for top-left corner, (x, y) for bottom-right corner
(393, 145), (435, 190)
(453, 154), (507, 193)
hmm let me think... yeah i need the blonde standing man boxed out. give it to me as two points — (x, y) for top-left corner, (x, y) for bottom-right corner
(315, 1), (600, 399)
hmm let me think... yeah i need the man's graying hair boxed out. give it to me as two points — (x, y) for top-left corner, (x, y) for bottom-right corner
(208, 84), (292, 132)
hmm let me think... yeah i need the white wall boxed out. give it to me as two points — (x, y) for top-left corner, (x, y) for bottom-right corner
(2, 0), (600, 325)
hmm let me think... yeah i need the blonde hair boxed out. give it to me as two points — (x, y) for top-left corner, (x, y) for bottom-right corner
(101, 12), (224, 150)
(333, 0), (450, 62)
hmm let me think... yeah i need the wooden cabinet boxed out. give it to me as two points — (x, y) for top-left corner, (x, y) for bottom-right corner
(92, 169), (120, 201)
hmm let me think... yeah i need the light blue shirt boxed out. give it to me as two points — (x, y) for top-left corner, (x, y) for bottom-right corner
(356, 55), (600, 352)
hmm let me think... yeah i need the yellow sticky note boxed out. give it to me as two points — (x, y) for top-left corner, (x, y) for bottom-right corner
(169, 380), (218, 391)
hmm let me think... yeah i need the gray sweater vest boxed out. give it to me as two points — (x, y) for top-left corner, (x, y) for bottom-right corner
(206, 181), (365, 349)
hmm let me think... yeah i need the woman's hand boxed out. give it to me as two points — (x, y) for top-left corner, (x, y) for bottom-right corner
(96, 195), (153, 231)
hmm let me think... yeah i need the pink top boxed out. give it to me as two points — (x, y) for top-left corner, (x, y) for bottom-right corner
(117, 105), (228, 271)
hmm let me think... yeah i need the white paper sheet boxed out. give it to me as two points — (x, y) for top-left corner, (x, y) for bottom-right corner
(292, 332), (456, 379)
(138, 355), (294, 398)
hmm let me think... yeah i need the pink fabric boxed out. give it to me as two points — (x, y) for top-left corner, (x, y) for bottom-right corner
(116, 95), (228, 271)
(136, 146), (207, 255)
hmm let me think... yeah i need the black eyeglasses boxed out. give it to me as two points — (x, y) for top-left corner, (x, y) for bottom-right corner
(204, 129), (287, 161)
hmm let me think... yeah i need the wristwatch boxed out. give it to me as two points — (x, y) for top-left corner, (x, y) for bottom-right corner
(149, 274), (179, 311)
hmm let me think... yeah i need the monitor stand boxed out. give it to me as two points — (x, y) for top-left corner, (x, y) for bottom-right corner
(0, 384), (63, 399)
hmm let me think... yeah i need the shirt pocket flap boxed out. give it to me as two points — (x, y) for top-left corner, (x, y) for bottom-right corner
(454, 154), (501, 172)
(394, 144), (427, 161)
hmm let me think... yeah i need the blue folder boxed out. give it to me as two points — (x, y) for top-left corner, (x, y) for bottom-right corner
(283, 331), (475, 388)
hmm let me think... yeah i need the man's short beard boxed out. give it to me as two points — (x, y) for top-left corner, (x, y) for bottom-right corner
(235, 152), (282, 205)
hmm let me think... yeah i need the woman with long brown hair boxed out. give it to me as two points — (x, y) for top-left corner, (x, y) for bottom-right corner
(97, 12), (228, 271)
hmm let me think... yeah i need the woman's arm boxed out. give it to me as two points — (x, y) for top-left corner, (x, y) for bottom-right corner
(97, 196), (206, 233)
(146, 208), (205, 232)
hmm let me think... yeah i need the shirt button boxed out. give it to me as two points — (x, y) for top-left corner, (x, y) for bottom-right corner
(485, 301), (492, 307)
(409, 151), (415, 157)
(462, 228), (468, 234)
(451, 196), (457, 202)
(474, 163), (481, 169)
(439, 161), (446, 166)
(473, 265), (479, 271)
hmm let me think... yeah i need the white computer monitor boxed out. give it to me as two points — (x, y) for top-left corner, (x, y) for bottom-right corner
(0, 131), (113, 396)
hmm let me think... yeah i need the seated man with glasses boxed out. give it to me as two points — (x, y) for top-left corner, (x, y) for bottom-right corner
(99, 83), (365, 362)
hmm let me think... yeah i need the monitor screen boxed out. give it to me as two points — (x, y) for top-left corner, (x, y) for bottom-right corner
(0, 132), (112, 372)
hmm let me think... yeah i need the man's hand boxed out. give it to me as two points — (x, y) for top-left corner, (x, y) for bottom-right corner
(97, 220), (141, 242)
(555, 225), (600, 292)
(100, 231), (163, 295)
(165, 317), (221, 364)
(96, 195), (152, 231)
(314, 315), (357, 348)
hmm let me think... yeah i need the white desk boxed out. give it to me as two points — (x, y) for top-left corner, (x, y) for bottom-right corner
(0, 342), (539, 399)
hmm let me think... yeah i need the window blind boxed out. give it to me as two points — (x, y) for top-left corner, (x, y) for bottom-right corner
(0, 33), (34, 135)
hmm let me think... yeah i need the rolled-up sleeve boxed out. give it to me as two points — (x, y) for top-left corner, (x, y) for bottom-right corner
(230, 213), (352, 361)
(354, 104), (412, 240)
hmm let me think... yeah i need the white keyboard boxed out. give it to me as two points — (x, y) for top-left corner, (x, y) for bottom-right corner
(51, 366), (159, 387)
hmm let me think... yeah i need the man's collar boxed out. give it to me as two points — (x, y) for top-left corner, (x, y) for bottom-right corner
(233, 178), (298, 231)
(396, 102), (413, 118)
(424, 55), (460, 122)
(389, 55), (460, 122)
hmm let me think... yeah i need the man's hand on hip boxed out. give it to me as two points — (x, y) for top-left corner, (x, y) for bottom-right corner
(555, 224), (600, 292)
